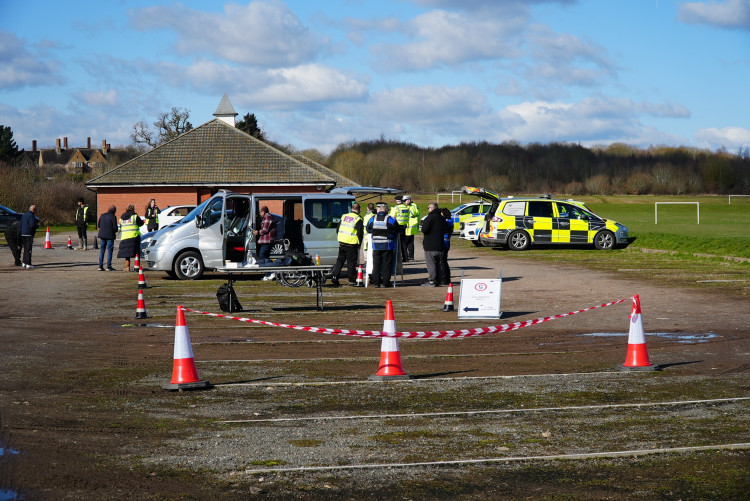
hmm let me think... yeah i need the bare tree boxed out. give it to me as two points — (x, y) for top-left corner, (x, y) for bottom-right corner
(131, 107), (193, 148)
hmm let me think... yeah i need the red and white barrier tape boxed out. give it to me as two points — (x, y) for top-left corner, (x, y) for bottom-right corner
(183, 298), (628, 339)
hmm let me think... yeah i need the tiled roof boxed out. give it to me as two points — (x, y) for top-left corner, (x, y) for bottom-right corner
(87, 120), (338, 186)
(292, 155), (359, 188)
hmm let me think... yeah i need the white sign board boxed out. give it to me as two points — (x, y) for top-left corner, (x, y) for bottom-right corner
(457, 278), (503, 319)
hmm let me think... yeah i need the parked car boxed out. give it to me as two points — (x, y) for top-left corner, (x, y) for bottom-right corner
(139, 205), (196, 234)
(461, 186), (629, 251)
(420, 201), (493, 231)
(0, 205), (21, 232)
(458, 214), (486, 246)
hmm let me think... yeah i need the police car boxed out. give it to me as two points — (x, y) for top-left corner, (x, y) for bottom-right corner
(420, 201), (493, 231)
(458, 214), (486, 246)
(461, 186), (629, 251)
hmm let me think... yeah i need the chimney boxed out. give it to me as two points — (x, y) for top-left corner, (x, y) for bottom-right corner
(87, 137), (91, 149)
(106, 143), (111, 152)
(63, 137), (68, 149)
(56, 138), (61, 153)
(101, 139), (106, 150)
(32, 140), (37, 152)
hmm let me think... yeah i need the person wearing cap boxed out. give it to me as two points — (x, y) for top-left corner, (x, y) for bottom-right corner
(389, 195), (410, 262)
(367, 202), (400, 287)
(331, 203), (363, 286)
(403, 195), (420, 261)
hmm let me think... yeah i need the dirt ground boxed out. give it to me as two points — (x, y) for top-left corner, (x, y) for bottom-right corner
(1, 233), (749, 500)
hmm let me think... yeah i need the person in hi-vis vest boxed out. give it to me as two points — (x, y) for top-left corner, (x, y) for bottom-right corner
(331, 203), (363, 286)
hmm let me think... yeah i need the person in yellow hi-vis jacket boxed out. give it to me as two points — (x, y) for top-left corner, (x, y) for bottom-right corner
(117, 204), (143, 272)
(331, 203), (363, 286)
(389, 195), (410, 262)
(404, 195), (420, 262)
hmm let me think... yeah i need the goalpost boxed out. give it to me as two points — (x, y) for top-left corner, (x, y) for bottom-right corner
(654, 202), (700, 224)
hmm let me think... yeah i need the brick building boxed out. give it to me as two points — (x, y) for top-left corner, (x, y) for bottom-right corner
(86, 95), (357, 218)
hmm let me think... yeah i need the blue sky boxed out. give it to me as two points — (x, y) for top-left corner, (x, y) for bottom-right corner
(1, 0), (749, 154)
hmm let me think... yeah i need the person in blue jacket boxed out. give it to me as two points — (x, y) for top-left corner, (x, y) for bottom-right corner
(366, 202), (400, 288)
(20, 205), (39, 269)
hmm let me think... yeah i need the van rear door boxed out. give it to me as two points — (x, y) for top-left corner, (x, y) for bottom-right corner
(302, 195), (354, 264)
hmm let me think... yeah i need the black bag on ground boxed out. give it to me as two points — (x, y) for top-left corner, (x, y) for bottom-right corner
(217, 284), (242, 312)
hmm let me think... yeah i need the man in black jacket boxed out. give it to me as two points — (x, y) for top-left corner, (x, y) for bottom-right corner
(4, 218), (22, 266)
(97, 205), (119, 271)
(420, 202), (450, 286)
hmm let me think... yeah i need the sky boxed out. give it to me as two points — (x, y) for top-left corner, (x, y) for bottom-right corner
(1, 0), (749, 155)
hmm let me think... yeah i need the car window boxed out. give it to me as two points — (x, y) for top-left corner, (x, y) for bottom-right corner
(557, 202), (588, 220)
(304, 199), (352, 229)
(203, 197), (224, 226)
(502, 201), (526, 216)
(527, 201), (553, 217)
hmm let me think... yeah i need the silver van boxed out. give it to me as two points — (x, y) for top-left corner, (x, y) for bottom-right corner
(141, 190), (355, 279)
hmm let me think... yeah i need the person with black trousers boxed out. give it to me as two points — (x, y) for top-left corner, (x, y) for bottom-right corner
(4, 218), (22, 266)
(420, 202), (450, 286)
(20, 205), (39, 269)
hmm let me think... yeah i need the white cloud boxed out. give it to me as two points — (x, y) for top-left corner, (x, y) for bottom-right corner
(239, 64), (368, 108)
(78, 89), (119, 107)
(129, 1), (325, 67)
(678, 0), (750, 30)
(0, 30), (63, 89)
(366, 85), (487, 121)
(373, 9), (526, 70)
(496, 98), (689, 145)
(694, 126), (750, 148)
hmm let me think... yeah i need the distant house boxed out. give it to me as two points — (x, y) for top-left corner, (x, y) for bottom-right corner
(22, 137), (134, 174)
(86, 95), (358, 218)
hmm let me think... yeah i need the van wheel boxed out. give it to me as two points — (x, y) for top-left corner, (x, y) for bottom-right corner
(594, 230), (615, 250)
(508, 230), (530, 251)
(174, 251), (204, 280)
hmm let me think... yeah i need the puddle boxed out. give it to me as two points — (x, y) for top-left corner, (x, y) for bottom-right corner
(118, 323), (173, 328)
(0, 446), (19, 501)
(582, 332), (719, 343)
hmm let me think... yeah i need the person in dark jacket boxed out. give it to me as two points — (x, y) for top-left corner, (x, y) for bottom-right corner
(420, 202), (450, 286)
(144, 199), (160, 232)
(366, 202), (400, 288)
(20, 205), (39, 269)
(74, 198), (91, 250)
(117, 204), (143, 272)
(440, 207), (453, 285)
(4, 218), (22, 266)
(98, 205), (119, 271)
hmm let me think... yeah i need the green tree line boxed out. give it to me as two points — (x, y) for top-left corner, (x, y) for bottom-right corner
(326, 139), (750, 195)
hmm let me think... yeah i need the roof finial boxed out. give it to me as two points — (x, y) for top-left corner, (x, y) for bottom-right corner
(213, 94), (238, 126)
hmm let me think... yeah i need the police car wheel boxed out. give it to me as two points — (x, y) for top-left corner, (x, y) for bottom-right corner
(174, 250), (204, 280)
(594, 230), (615, 250)
(508, 230), (530, 251)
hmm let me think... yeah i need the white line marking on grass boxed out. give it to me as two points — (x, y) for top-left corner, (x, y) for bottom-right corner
(219, 397), (750, 424)
(214, 371), (628, 388)
(239, 443), (750, 474)
(197, 350), (583, 364)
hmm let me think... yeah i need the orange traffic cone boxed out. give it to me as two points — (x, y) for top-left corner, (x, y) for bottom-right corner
(137, 266), (149, 288)
(44, 227), (53, 249)
(621, 295), (658, 371)
(442, 283), (455, 312)
(368, 300), (410, 381)
(356, 265), (364, 287)
(133, 252), (140, 271)
(134, 289), (149, 319)
(163, 306), (212, 390)
(66, 236), (73, 249)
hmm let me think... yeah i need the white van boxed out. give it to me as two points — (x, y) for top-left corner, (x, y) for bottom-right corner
(141, 190), (355, 279)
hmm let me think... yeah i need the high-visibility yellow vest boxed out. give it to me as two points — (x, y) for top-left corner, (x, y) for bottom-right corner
(337, 212), (362, 245)
(406, 204), (420, 235)
(119, 215), (139, 240)
(389, 203), (409, 227)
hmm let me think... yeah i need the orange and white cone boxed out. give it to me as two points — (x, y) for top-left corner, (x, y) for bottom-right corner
(66, 236), (73, 249)
(442, 283), (455, 312)
(133, 252), (140, 271)
(163, 306), (212, 390)
(621, 295), (657, 371)
(368, 300), (410, 380)
(44, 227), (53, 249)
(134, 289), (149, 319)
(137, 266), (149, 288)
(355, 265), (364, 287)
